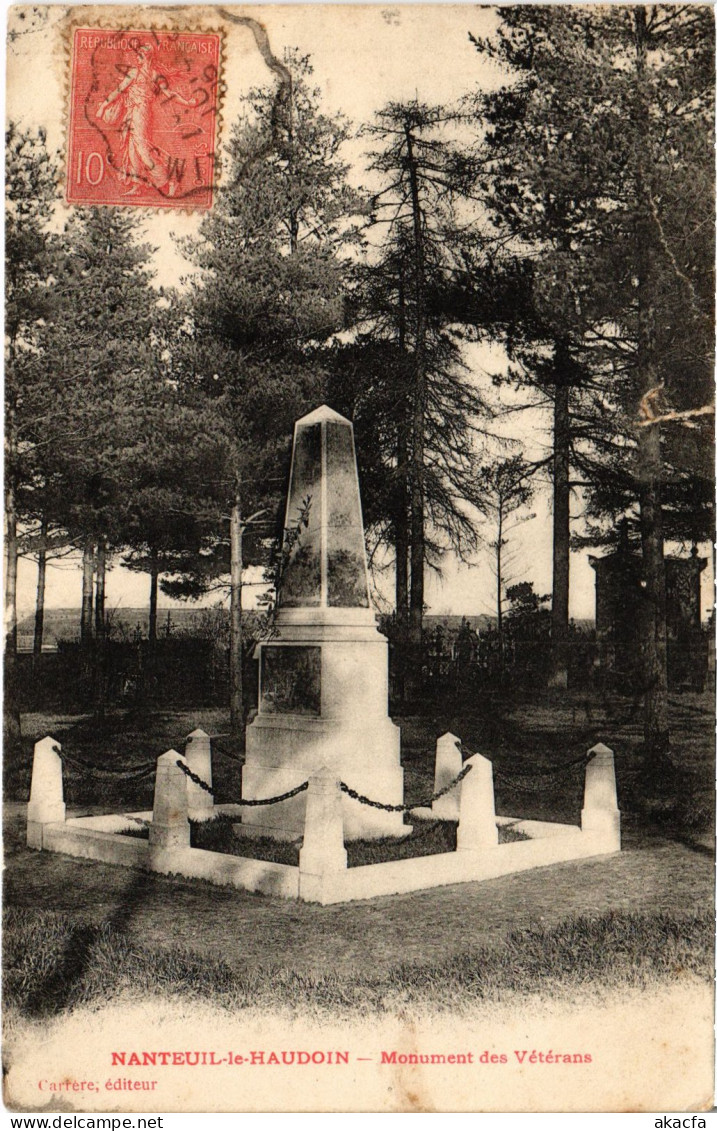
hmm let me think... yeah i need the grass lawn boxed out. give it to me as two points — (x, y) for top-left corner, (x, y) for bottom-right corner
(3, 688), (714, 1020)
(4, 904), (712, 1020)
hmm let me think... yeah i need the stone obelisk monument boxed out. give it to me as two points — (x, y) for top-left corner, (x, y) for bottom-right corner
(241, 405), (406, 840)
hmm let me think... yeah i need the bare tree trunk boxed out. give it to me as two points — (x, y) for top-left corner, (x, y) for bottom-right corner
(289, 213), (299, 256)
(5, 487), (18, 662)
(395, 270), (410, 627)
(94, 539), (107, 720)
(33, 515), (48, 665)
(230, 483), (243, 737)
(81, 541), (95, 645)
(4, 412), (21, 754)
(394, 270), (410, 706)
(395, 429), (410, 621)
(634, 7), (670, 758)
(148, 548), (159, 649)
(638, 424), (670, 755)
(496, 505), (505, 675)
(94, 541), (106, 636)
(405, 125), (427, 692)
(394, 421), (410, 707)
(5, 404), (18, 661)
(638, 441), (669, 755)
(550, 369), (570, 689)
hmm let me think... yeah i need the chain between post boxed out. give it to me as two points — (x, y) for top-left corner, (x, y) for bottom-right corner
(175, 759), (309, 805)
(467, 749), (592, 783)
(340, 762), (473, 812)
(174, 759), (472, 813)
(54, 740), (591, 814)
(57, 749), (156, 781)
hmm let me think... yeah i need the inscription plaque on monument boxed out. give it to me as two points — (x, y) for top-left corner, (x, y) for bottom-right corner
(260, 645), (321, 716)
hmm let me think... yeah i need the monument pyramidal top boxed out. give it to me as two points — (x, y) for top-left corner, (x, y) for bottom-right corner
(294, 404), (348, 426)
(278, 404), (373, 621)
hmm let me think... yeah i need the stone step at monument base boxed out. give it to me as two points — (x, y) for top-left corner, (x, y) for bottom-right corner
(242, 715), (407, 840)
(232, 822), (304, 844)
(233, 821), (414, 843)
(237, 794), (410, 841)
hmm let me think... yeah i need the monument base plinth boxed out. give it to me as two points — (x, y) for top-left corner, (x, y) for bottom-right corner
(241, 714), (407, 840)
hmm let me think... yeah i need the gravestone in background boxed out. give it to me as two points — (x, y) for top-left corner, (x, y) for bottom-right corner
(241, 405), (406, 840)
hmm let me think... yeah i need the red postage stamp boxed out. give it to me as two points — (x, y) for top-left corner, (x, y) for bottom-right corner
(67, 27), (221, 209)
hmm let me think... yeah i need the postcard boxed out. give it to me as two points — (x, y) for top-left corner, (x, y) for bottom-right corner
(4, 3), (714, 1115)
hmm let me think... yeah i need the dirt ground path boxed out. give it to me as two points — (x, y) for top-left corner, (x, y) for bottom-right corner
(4, 806), (713, 978)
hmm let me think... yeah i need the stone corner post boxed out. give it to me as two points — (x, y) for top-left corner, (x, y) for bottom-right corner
(299, 766), (347, 903)
(456, 752), (498, 852)
(432, 732), (463, 821)
(184, 728), (214, 822)
(149, 750), (191, 852)
(27, 736), (66, 850)
(581, 742), (621, 851)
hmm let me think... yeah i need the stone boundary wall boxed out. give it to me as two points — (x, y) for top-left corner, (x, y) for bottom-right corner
(297, 827), (616, 905)
(35, 814), (617, 905)
(44, 817), (299, 899)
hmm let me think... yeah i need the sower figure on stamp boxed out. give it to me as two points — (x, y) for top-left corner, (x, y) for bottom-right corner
(96, 41), (198, 197)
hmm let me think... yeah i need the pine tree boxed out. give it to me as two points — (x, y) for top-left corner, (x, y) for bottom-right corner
(473, 455), (535, 654)
(39, 207), (163, 713)
(357, 100), (489, 688)
(5, 124), (61, 748)
(469, 8), (635, 687)
(470, 6), (714, 750)
(115, 373), (238, 644)
(627, 6), (714, 757)
(5, 125), (58, 656)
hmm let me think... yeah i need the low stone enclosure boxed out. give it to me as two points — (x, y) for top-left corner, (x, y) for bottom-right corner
(26, 729), (621, 906)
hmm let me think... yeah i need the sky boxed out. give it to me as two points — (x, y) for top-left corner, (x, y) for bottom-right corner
(7, 3), (714, 623)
